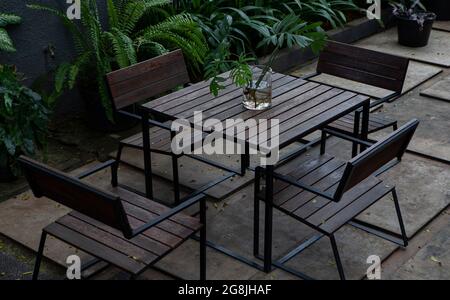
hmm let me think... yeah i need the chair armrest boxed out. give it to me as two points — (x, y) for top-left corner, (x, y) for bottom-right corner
(130, 193), (206, 237)
(272, 172), (335, 201)
(76, 160), (117, 180)
(369, 92), (399, 108)
(117, 110), (172, 131)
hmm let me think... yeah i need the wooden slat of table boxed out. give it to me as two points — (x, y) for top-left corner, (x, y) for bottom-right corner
(245, 88), (349, 141)
(142, 71), (370, 152)
(197, 77), (310, 123)
(147, 71), (232, 109)
(156, 77), (239, 114)
(270, 94), (370, 150)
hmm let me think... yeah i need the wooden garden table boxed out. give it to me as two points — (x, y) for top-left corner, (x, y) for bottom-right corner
(139, 70), (371, 272)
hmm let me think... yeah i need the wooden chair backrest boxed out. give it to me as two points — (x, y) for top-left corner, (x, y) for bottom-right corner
(18, 156), (132, 237)
(106, 49), (190, 110)
(333, 119), (419, 201)
(317, 41), (409, 93)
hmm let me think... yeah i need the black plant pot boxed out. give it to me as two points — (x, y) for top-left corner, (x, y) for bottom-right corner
(424, 0), (450, 21)
(397, 16), (435, 47)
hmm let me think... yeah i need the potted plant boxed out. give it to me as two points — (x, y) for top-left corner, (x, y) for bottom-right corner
(207, 13), (326, 110)
(0, 65), (49, 182)
(390, 0), (436, 47)
(29, 0), (207, 131)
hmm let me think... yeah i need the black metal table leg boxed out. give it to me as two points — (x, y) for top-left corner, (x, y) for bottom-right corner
(263, 155), (274, 273)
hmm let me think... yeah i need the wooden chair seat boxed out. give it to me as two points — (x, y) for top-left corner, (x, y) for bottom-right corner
(327, 113), (397, 135)
(121, 125), (174, 154)
(261, 154), (391, 235)
(44, 186), (202, 275)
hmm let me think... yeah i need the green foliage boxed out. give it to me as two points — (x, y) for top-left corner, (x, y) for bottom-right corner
(28, 0), (208, 120)
(207, 11), (327, 96)
(0, 65), (49, 175)
(0, 13), (21, 53)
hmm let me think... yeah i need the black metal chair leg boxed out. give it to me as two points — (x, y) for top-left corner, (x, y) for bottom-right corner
(320, 130), (327, 155)
(111, 144), (123, 187)
(352, 111), (361, 157)
(199, 198), (207, 281)
(253, 168), (261, 257)
(141, 111), (154, 199)
(172, 154), (181, 205)
(33, 231), (48, 280)
(392, 188), (408, 247)
(263, 165), (274, 273)
(329, 234), (346, 280)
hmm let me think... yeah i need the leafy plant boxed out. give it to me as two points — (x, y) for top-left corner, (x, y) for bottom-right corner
(0, 12), (21, 52)
(0, 65), (49, 176)
(390, 0), (435, 28)
(28, 0), (208, 120)
(207, 12), (327, 96)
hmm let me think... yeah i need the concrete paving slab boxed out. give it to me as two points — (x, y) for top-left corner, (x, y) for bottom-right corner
(0, 143), (448, 280)
(433, 21), (450, 32)
(371, 93), (450, 162)
(420, 76), (450, 102)
(388, 215), (450, 280)
(355, 28), (450, 67)
(291, 61), (442, 99)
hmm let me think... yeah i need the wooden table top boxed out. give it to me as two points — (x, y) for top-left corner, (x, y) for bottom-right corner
(141, 71), (370, 152)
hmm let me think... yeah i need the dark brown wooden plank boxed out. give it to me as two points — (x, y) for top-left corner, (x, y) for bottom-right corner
(56, 215), (158, 264)
(122, 201), (193, 239)
(155, 77), (239, 114)
(69, 211), (170, 256)
(269, 94), (370, 151)
(319, 51), (405, 80)
(273, 157), (345, 206)
(45, 223), (145, 274)
(107, 50), (191, 109)
(112, 187), (201, 230)
(319, 182), (391, 233)
(280, 162), (346, 212)
(169, 73), (286, 117)
(317, 41), (409, 92)
(126, 216), (182, 248)
(197, 77), (310, 123)
(245, 87), (347, 141)
(256, 91), (360, 149)
(306, 176), (381, 227)
(273, 154), (334, 195)
(19, 157), (129, 234)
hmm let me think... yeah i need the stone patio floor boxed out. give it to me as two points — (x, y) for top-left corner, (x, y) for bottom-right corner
(0, 28), (449, 280)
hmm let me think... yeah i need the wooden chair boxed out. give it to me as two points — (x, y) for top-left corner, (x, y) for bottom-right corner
(18, 156), (206, 280)
(306, 41), (410, 156)
(106, 50), (191, 204)
(254, 119), (419, 280)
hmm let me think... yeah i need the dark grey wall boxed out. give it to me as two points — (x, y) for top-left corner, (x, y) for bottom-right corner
(0, 0), (106, 118)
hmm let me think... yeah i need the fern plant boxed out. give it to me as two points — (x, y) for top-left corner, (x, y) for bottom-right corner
(0, 13), (21, 53)
(28, 0), (208, 121)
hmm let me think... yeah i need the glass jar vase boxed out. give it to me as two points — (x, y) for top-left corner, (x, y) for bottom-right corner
(243, 66), (272, 110)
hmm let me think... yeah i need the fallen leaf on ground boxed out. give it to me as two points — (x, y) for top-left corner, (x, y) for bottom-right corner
(430, 256), (442, 266)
